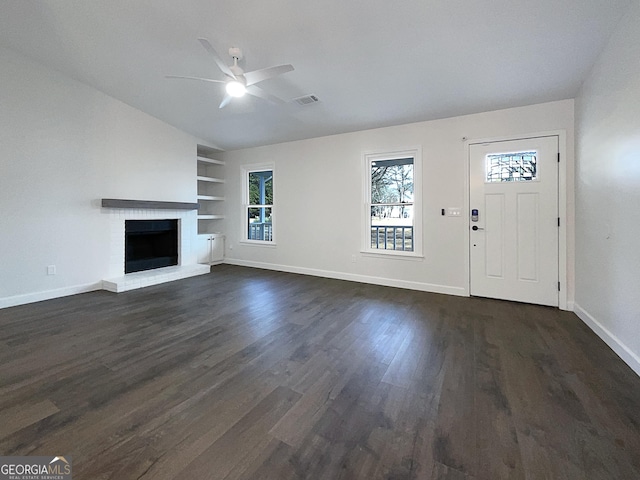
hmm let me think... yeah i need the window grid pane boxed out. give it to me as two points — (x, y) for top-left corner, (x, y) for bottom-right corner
(370, 158), (414, 204)
(247, 207), (272, 241)
(248, 170), (273, 206)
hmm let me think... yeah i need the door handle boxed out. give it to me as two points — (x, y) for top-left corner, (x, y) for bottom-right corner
(472, 226), (484, 231)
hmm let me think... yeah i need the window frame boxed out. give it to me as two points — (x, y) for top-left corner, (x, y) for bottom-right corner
(240, 163), (276, 246)
(362, 148), (423, 258)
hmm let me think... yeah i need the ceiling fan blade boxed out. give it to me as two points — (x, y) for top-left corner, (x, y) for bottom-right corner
(165, 75), (225, 84)
(246, 85), (285, 105)
(244, 64), (294, 86)
(197, 38), (236, 79)
(219, 93), (233, 109)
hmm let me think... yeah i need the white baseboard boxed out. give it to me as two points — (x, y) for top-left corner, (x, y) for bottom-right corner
(0, 282), (102, 309)
(574, 303), (640, 377)
(223, 258), (467, 297)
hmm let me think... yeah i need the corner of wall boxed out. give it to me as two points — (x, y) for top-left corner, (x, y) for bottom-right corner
(574, 303), (640, 377)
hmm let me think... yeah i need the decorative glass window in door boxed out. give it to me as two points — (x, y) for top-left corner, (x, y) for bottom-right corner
(486, 151), (537, 182)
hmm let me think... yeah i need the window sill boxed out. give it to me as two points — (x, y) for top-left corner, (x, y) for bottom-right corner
(360, 250), (424, 261)
(239, 240), (277, 248)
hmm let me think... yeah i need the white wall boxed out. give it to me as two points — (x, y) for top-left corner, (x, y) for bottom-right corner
(0, 46), (198, 306)
(574, 0), (640, 375)
(221, 100), (574, 301)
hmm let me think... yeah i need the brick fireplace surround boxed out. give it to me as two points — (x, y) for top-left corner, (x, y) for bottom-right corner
(101, 205), (209, 293)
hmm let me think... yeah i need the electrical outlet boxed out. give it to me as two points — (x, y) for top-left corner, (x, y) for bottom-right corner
(47, 265), (56, 275)
(351, 254), (357, 263)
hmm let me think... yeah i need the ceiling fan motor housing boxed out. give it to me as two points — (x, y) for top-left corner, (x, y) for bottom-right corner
(228, 47), (243, 60)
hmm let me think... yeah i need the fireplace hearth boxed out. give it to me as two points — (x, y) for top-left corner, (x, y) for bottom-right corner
(125, 219), (178, 274)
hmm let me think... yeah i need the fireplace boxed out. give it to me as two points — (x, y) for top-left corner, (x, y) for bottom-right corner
(125, 219), (178, 274)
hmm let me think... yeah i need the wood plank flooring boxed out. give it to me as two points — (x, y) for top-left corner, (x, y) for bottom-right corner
(1, 264), (639, 479)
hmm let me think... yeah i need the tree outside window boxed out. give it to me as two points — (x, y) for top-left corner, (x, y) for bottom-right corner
(364, 149), (421, 256)
(243, 166), (274, 243)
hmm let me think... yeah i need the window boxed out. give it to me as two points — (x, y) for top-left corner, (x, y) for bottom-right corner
(486, 151), (537, 182)
(242, 164), (274, 243)
(363, 149), (421, 256)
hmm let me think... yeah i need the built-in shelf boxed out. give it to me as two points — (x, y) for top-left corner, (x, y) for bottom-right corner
(197, 156), (225, 166)
(197, 175), (225, 183)
(197, 195), (225, 201)
(197, 148), (224, 237)
(101, 199), (199, 210)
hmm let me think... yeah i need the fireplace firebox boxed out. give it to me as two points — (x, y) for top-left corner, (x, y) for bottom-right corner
(125, 219), (178, 274)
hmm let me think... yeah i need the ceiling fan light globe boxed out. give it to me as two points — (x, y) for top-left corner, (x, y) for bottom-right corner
(226, 81), (246, 98)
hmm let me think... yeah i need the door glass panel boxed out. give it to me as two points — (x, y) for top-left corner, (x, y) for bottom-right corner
(486, 151), (537, 182)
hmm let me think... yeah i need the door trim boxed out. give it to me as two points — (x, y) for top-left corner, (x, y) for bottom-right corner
(464, 130), (569, 310)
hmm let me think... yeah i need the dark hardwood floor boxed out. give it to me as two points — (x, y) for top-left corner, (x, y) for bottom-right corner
(1, 265), (639, 479)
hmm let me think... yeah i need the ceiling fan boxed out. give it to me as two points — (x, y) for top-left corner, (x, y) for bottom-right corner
(167, 38), (294, 109)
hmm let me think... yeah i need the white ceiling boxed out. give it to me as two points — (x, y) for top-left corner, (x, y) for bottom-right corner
(0, 1), (630, 150)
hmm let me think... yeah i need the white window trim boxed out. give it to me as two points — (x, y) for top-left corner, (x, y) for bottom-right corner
(362, 147), (423, 257)
(240, 162), (276, 246)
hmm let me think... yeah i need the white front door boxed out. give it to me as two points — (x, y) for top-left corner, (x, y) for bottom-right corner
(469, 136), (559, 306)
